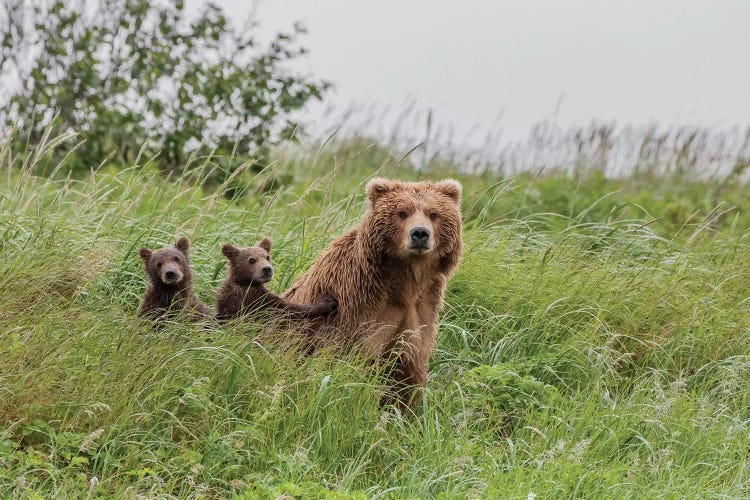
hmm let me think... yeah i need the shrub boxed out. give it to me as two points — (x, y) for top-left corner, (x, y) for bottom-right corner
(0, 0), (330, 179)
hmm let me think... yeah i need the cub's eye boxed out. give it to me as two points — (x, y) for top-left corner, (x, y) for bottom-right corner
(156, 262), (162, 268)
(249, 258), (256, 265)
(398, 211), (408, 219)
(266, 255), (271, 261)
(173, 256), (180, 262)
(430, 212), (438, 221)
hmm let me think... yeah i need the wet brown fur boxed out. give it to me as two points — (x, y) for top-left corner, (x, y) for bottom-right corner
(216, 237), (337, 322)
(138, 237), (212, 321)
(283, 178), (463, 407)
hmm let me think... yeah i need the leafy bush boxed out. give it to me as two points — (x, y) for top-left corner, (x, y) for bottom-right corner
(0, 0), (329, 179)
(460, 363), (559, 418)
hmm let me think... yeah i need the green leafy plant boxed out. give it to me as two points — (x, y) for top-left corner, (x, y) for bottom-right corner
(460, 363), (559, 418)
(0, 0), (330, 179)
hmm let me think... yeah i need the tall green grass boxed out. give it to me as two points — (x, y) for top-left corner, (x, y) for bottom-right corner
(1, 131), (750, 498)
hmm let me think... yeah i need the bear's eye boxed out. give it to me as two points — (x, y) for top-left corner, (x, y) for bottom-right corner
(430, 212), (438, 221)
(156, 262), (162, 268)
(266, 255), (271, 261)
(173, 256), (180, 262)
(249, 258), (256, 265)
(398, 211), (408, 219)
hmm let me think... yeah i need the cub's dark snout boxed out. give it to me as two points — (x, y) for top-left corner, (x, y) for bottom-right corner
(410, 227), (430, 245)
(161, 264), (183, 284)
(262, 265), (273, 278)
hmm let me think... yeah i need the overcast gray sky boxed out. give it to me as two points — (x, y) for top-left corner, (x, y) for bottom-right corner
(201, 0), (749, 145)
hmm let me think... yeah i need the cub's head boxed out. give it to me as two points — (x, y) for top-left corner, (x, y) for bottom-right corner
(221, 237), (274, 286)
(139, 236), (193, 287)
(365, 178), (463, 260)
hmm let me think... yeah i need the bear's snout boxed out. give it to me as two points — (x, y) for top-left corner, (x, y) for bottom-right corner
(161, 265), (183, 285)
(259, 265), (274, 282)
(409, 226), (431, 249)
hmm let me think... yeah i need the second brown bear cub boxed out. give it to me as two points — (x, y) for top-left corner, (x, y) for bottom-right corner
(216, 237), (337, 321)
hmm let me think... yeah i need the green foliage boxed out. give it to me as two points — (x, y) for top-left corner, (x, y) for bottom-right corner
(1, 133), (750, 497)
(460, 364), (558, 418)
(0, 0), (329, 178)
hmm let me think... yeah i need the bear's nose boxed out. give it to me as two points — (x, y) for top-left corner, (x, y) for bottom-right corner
(410, 227), (430, 245)
(164, 270), (177, 280)
(262, 266), (273, 276)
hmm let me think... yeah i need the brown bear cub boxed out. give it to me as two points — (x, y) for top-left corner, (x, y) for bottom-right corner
(216, 237), (337, 322)
(138, 237), (212, 321)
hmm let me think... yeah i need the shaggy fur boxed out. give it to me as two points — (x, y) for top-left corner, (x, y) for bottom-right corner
(216, 237), (337, 322)
(283, 178), (463, 406)
(138, 237), (211, 321)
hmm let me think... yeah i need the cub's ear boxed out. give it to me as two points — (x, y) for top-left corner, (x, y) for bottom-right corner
(221, 243), (239, 260)
(434, 179), (462, 203)
(174, 236), (190, 255)
(139, 247), (152, 263)
(366, 177), (397, 204)
(258, 237), (272, 253)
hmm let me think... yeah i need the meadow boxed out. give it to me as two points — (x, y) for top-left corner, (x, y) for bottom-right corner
(1, 128), (750, 498)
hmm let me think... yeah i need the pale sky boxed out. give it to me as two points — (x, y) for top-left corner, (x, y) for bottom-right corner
(196, 0), (750, 146)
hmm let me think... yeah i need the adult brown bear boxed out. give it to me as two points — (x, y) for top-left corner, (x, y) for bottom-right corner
(284, 178), (463, 406)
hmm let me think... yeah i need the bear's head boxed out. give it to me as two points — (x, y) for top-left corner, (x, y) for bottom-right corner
(139, 236), (193, 288)
(364, 178), (462, 260)
(221, 237), (274, 287)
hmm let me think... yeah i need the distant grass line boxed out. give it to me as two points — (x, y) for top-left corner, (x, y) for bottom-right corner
(1, 132), (750, 497)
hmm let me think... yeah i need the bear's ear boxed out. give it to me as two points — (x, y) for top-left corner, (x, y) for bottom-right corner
(258, 237), (272, 253)
(434, 179), (462, 203)
(366, 177), (397, 204)
(221, 243), (239, 260)
(174, 236), (190, 255)
(139, 247), (152, 263)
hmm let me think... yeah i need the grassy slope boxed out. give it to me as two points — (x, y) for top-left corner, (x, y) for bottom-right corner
(1, 137), (750, 498)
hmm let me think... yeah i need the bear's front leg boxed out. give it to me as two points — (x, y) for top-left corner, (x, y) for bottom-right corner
(393, 281), (444, 408)
(385, 334), (432, 411)
(385, 305), (437, 410)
